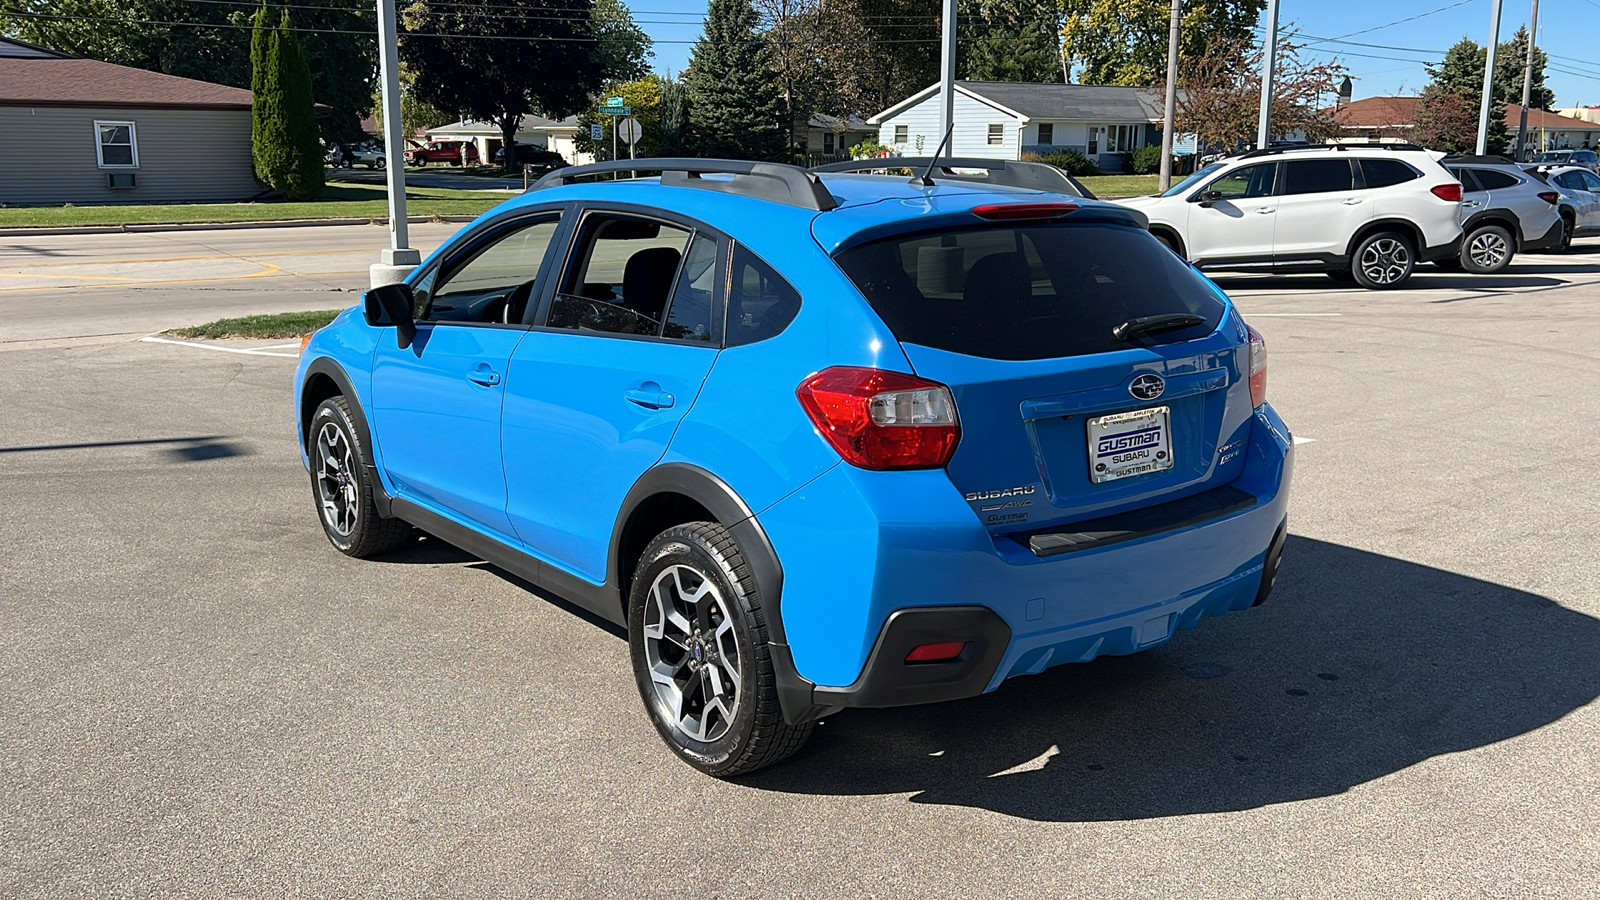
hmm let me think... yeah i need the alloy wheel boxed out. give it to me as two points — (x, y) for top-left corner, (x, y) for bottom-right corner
(641, 564), (742, 743)
(1467, 231), (1510, 269)
(314, 422), (359, 537)
(1360, 238), (1411, 285)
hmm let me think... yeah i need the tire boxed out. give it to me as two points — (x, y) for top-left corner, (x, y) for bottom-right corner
(1351, 231), (1417, 289)
(1325, 268), (1356, 283)
(628, 522), (812, 777)
(1152, 232), (1181, 258)
(375, 158), (386, 170)
(1460, 224), (1514, 274)
(307, 396), (412, 558)
(1557, 213), (1574, 253)
(340, 159), (353, 169)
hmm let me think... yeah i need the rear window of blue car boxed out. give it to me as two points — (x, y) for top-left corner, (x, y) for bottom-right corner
(833, 222), (1227, 361)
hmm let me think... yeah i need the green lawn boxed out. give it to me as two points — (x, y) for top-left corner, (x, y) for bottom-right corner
(167, 310), (342, 340)
(0, 180), (513, 228)
(1078, 174), (1161, 198)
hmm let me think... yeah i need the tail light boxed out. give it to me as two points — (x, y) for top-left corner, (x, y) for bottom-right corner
(1538, 191), (1560, 204)
(1247, 325), (1267, 409)
(796, 366), (961, 470)
(1429, 183), (1463, 202)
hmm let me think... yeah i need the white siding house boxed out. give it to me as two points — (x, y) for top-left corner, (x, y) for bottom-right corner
(869, 81), (1167, 172)
(425, 115), (595, 166)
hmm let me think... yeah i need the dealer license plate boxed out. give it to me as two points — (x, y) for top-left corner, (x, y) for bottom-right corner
(1087, 406), (1173, 483)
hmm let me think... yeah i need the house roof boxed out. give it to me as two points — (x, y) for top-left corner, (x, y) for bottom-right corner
(427, 115), (582, 137)
(807, 113), (870, 132)
(0, 37), (252, 109)
(870, 81), (1167, 125)
(1333, 96), (1600, 132)
(1509, 104), (1600, 131)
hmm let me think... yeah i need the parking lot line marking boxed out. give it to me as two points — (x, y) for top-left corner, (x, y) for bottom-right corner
(1244, 313), (1343, 317)
(140, 336), (299, 358)
(1293, 436), (1317, 445)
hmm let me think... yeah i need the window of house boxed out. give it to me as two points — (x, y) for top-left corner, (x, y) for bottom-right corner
(823, 132), (835, 154)
(1037, 123), (1054, 145)
(894, 125), (908, 144)
(94, 121), (137, 168)
(1103, 124), (1140, 153)
(987, 123), (1003, 146)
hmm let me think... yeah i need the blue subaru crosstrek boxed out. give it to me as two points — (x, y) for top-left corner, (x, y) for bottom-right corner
(294, 158), (1293, 777)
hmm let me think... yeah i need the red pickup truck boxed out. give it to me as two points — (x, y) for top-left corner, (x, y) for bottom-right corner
(404, 140), (479, 166)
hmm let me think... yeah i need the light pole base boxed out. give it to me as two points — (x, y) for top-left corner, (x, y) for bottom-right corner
(371, 248), (421, 288)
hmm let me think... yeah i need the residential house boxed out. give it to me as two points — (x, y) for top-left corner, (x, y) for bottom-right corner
(1333, 96), (1600, 151)
(868, 81), (1166, 171)
(0, 36), (259, 204)
(802, 113), (874, 162)
(423, 115), (594, 165)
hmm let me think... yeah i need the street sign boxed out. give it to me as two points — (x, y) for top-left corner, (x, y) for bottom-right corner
(605, 97), (624, 107)
(598, 106), (632, 116)
(617, 117), (642, 145)
(590, 123), (604, 141)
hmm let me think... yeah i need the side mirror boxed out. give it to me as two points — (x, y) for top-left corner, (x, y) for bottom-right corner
(1194, 189), (1223, 207)
(363, 282), (417, 349)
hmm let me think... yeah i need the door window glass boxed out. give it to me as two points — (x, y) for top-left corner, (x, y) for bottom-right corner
(1282, 159), (1354, 195)
(420, 217), (560, 324)
(726, 245), (801, 346)
(1450, 168), (1483, 192)
(1472, 168), (1521, 190)
(1204, 163), (1276, 200)
(1554, 172), (1582, 190)
(1360, 158), (1419, 188)
(1580, 171), (1600, 192)
(547, 214), (692, 337)
(660, 234), (720, 343)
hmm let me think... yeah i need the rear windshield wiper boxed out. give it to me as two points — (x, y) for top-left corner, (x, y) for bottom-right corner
(1112, 313), (1206, 342)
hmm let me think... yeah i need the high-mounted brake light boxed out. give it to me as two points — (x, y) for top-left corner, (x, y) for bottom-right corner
(796, 367), (961, 470)
(1537, 191), (1560, 204)
(1429, 183), (1463, 202)
(905, 641), (967, 663)
(1247, 325), (1267, 409)
(971, 202), (1079, 221)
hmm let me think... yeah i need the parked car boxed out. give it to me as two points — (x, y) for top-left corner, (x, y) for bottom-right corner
(494, 143), (568, 170)
(1528, 149), (1600, 173)
(1117, 144), (1465, 289)
(1531, 165), (1600, 249)
(1439, 155), (1564, 272)
(295, 158), (1292, 777)
(404, 140), (478, 166)
(332, 143), (386, 170)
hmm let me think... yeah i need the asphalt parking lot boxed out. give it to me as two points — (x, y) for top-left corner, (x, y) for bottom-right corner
(3, 226), (1598, 897)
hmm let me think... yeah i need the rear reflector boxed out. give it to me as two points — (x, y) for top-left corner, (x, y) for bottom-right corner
(797, 367), (961, 469)
(971, 202), (1079, 220)
(1538, 191), (1560, 204)
(1430, 183), (1463, 202)
(905, 641), (967, 663)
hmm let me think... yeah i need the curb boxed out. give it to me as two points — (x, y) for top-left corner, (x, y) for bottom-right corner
(0, 214), (480, 238)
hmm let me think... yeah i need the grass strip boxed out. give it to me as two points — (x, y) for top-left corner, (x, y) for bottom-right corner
(1077, 174), (1161, 198)
(167, 309), (342, 339)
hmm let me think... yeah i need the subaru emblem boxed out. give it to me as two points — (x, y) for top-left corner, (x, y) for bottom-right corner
(1129, 374), (1165, 400)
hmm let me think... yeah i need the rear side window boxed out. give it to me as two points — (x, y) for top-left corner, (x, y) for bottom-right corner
(1450, 167), (1483, 192)
(1283, 159), (1353, 195)
(1472, 168), (1521, 190)
(1361, 158), (1420, 188)
(726, 245), (800, 346)
(834, 223), (1226, 361)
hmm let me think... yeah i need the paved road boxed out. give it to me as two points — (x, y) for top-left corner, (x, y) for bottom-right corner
(1, 232), (1598, 896)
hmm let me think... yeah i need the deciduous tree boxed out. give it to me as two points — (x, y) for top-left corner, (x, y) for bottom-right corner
(1176, 34), (1346, 149)
(1422, 37), (1508, 154)
(1412, 83), (1481, 154)
(1062, 0), (1265, 86)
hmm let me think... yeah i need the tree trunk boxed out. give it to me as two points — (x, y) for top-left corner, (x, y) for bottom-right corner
(500, 115), (519, 170)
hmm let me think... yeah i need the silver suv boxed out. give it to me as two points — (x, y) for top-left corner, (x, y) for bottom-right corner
(1118, 144), (1465, 290)
(1441, 156), (1565, 273)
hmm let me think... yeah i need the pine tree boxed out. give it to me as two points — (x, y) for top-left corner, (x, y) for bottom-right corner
(657, 78), (692, 156)
(685, 0), (786, 161)
(1497, 26), (1554, 111)
(256, 13), (291, 191)
(275, 11), (324, 199)
(250, 3), (274, 185)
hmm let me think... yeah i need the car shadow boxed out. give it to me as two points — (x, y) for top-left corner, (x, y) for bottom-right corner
(741, 536), (1600, 821)
(1210, 273), (1567, 291)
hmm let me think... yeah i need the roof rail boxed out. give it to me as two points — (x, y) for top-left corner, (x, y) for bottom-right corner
(810, 157), (1095, 199)
(528, 158), (837, 211)
(1236, 142), (1426, 159)
(1441, 154), (1516, 165)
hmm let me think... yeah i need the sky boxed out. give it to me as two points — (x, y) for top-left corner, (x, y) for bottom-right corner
(625, 0), (1600, 111)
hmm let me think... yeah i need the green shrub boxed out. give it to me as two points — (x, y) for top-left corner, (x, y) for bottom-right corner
(849, 139), (896, 160)
(1129, 144), (1165, 175)
(1038, 149), (1099, 177)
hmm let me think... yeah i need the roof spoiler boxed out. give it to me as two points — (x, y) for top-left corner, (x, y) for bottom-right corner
(811, 157), (1096, 200)
(528, 158), (838, 211)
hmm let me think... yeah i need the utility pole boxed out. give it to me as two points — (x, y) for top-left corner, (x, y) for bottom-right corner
(1256, 0), (1279, 150)
(1476, 0), (1503, 155)
(371, 0), (418, 288)
(938, 0), (956, 153)
(1159, 0), (1181, 191)
(1515, 0), (1541, 160)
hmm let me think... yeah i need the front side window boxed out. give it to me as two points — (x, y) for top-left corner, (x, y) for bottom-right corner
(95, 121), (137, 167)
(1579, 171), (1600, 192)
(547, 214), (693, 337)
(1204, 162), (1277, 200)
(417, 216), (561, 324)
(1282, 159), (1354, 195)
(987, 124), (1003, 146)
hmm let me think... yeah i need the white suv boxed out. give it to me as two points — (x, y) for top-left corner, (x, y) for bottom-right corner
(1118, 145), (1465, 289)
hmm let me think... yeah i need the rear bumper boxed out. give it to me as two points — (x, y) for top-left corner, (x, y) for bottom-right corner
(759, 403), (1294, 720)
(1418, 233), (1463, 263)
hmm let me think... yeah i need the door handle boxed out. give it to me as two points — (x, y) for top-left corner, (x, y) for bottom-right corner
(1343, 198), (1364, 205)
(624, 383), (676, 409)
(1256, 207), (1275, 214)
(467, 364), (501, 387)
(1463, 200), (1482, 208)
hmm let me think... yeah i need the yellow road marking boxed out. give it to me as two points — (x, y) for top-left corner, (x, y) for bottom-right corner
(0, 247), (379, 269)
(0, 260), (283, 292)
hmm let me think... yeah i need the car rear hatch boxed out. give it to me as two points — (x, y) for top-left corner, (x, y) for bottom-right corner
(830, 207), (1258, 537)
